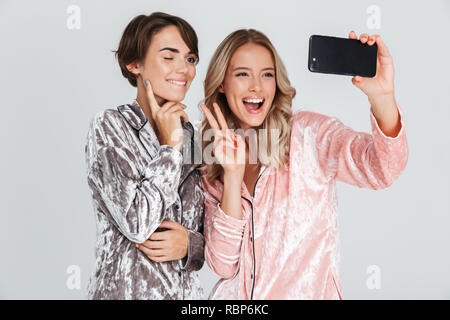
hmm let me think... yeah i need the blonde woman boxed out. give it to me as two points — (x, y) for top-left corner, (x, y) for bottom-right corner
(199, 29), (408, 299)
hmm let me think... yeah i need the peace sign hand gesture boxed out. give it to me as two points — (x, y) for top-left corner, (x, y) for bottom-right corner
(144, 78), (189, 151)
(200, 102), (246, 178)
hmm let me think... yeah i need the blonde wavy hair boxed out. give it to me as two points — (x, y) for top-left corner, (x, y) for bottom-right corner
(200, 29), (296, 182)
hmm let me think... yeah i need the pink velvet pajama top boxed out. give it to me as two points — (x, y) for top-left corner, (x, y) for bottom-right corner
(201, 104), (408, 299)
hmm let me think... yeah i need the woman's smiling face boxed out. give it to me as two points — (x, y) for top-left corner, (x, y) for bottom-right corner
(140, 25), (198, 103)
(220, 42), (276, 131)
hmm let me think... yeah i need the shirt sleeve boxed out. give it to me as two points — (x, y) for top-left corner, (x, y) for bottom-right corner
(85, 111), (183, 243)
(313, 101), (409, 189)
(180, 229), (205, 272)
(202, 176), (247, 279)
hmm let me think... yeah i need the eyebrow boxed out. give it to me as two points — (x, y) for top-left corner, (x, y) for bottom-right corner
(159, 47), (195, 55)
(232, 67), (275, 72)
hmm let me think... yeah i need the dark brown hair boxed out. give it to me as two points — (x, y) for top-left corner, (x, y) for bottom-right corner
(115, 12), (199, 87)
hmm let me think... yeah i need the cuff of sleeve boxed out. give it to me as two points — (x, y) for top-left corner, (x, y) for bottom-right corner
(370, 101), (406, 141)
(158, 144), (184, 164)
(369, 100), (409, 174)
(180, 230), (205, 271)
(216, 202), (247, 228)
(211, 203), (247, 240)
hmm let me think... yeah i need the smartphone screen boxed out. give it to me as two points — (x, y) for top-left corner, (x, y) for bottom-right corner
(308, 35), (378, 77)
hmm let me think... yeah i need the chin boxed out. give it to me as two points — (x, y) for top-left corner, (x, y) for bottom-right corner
(240, 118), (265, 129)
(161, 93), (186, 103)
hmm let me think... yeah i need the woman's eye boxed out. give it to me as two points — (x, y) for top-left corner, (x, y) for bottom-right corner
(236, 72), (248, 77)
(263, 72), (274, 78)
(163, 57), (174, 60)
(186, 57), (198, 64)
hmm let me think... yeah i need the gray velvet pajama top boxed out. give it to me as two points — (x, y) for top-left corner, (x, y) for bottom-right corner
(85, 99), (205, 300)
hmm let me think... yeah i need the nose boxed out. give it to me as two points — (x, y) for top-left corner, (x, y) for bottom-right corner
(175, 58), (189, 74)
(249, 76), (262, 92)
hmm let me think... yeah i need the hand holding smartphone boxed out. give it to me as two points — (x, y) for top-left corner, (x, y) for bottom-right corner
(308, 35), (378, 77)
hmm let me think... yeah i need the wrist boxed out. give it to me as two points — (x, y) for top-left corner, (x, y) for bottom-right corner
(223, 170), (244, 184)
(162, 140), (182, 151)
(171, 143), (183, 151)
(368, 93), (396, 116)
(368, 94), (401, 138)
(161, 128), (184, 151)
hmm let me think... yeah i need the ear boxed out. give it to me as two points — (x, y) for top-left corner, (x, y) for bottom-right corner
(218, 84), (225, 93)
(126, 61), (141, 76)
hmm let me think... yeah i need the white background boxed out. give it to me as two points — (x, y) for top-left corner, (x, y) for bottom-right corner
(1, 0), (449, 299)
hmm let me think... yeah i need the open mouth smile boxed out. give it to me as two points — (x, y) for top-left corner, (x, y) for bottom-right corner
(242, 97), (264, 114)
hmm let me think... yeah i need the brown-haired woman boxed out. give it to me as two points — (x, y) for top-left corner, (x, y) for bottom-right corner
(85, 12), (205, 299)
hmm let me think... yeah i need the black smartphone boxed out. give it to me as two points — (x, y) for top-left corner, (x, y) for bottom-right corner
(308, 35), (378, 77)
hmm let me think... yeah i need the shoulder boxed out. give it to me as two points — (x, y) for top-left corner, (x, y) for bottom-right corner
(88, 104), (134, 136)
(89, 108), (124, 130)
(87, 107), (132, 148)
(200, 171), (223, 200)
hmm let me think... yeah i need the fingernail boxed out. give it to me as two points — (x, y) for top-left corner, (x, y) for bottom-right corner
(144, 80), (149, 86)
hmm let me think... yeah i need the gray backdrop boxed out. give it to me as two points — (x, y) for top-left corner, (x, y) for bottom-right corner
(1, 0), (449, 299)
